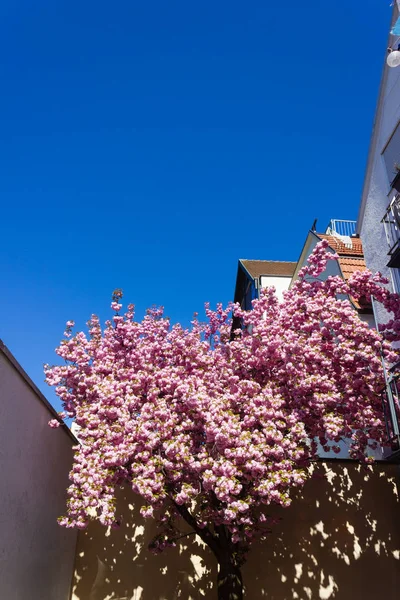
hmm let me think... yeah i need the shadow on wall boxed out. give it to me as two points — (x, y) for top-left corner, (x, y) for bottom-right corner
(72, 492), (215, 600)
(245, 462), (400, 600)
(72, 462), (400, 600)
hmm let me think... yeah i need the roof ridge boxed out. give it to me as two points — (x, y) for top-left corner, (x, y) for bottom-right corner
(240, 259), (297, 263)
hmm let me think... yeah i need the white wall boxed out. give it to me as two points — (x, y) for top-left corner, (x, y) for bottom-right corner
(260, 275), (292, 301)
(358, 6), (400, 324)
(292, 231), (343, 282)
(0, 342), (77, 600)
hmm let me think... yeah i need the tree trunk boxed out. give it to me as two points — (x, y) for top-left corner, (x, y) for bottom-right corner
(217, 558), (243, 600)
(170, 501), (244, 599)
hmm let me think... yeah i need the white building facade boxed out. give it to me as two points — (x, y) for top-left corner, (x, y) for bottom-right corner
(356, 3), (400, 453)
(357, 3), (400, 313)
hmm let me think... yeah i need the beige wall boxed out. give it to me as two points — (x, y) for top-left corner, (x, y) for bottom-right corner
(0, 342), (77, 600)
(72, 461), (400, 600)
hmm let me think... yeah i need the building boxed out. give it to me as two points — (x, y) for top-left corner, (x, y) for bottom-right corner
(232, 259), (296, 333)
(233, 259), (297, 310)
(293, 220), (375, 327)
(0, 340), (77, 600)
(356, 1), (400, 457)
(233, 219), (381, 460)
(234, 219), (373, 327)
(357, 2), (400, 311)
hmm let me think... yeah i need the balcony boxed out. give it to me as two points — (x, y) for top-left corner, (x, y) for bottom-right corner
(325, 219), (356, 237)
(382, 196), (400, 268)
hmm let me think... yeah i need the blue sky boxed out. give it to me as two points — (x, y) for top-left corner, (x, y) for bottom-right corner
(0, 1), (391, 411)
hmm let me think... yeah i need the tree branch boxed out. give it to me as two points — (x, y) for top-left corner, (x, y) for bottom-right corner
(171, 500), (221, 558)
(174, 531), (197, 541)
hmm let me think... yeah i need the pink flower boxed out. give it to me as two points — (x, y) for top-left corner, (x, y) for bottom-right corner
(46, 242), (399, 557)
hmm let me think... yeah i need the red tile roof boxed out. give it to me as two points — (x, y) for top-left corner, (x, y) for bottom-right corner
(337, 257), (369, 310)
(240, 260), (297, 279)
(338, 257), (367, 281)
(316, 234), (364, 257)
(315, 235), (368, 309)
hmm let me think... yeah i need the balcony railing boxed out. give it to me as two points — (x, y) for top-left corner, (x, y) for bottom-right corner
(381, 196), (400, 267)
(381, 360), (400, 459)
(325, 219), (356, 237)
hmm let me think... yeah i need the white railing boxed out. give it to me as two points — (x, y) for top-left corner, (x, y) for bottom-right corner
(326, 219), (356, 237)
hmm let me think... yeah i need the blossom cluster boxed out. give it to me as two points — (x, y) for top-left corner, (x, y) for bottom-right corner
(45, 242), (400, 553)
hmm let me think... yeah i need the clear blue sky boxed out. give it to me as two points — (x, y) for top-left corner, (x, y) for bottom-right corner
(0, 0), (391, 411)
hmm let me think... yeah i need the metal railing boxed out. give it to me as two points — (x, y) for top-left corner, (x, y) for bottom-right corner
(381, 361), (400, 457)
(381, 195), (400, 257)
(371, 297), (400, 459)
(326, 219), (356, 237)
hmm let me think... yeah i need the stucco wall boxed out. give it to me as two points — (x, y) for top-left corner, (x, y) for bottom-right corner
(0, 343), (77, 600)
(358, 5), (400, 321)
(71, 461), (400, 600)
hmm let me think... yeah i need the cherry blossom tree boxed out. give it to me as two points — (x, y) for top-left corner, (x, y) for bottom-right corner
(45, 241), (400, 600)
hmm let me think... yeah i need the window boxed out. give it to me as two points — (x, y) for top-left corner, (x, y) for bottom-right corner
(382, 121), (400, 186)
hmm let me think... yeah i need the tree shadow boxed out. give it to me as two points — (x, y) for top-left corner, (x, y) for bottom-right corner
(72, 488), (215, 600)
(71, 462), (400, 599)
(244, 461), (400, 599)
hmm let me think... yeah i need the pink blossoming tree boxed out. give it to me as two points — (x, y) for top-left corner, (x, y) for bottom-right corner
(45, 241), (400, 600)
